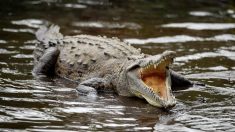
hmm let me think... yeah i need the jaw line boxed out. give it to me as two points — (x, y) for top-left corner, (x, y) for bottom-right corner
(127, 69), (176, 108)
(142, 94), (162, 107)
(127, 52), (177, 108)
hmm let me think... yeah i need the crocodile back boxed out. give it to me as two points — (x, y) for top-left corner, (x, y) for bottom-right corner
(55, 35), (141, 81)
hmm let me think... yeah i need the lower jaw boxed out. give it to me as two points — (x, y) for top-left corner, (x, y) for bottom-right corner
(142, 95), (162, 107)
(142, 95), (176, 109)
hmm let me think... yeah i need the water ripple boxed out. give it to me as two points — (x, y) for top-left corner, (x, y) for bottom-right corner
(2, 28), (34, 34)
(176, 52), (219, 62)
(20, 45), (36, 50)
(73, 21), (141, 30)
(186, 71), (235, 81)
(79, 0), (111, 6)
(0, 115), (13, 123)
(12, 54), (34, 59)
(205, 66), (228, 71)
(1, 68), (25, 75)
(58, 105), (125, 115)
(0, 40), (7, 44)
(211, 34), (235, 41)
(125, 34), (235, 44)
(175, 50), (235, 62)
(162, 23), (235, 30)
(176, 106), (235, 131)
(125, 35), (202, 44)
(0, 49), (18, 54)
(4, 107), (60, 121)
(154, 123), (202, 132)
(1, 87), (51, 94)
(64, 4), (87, 9)
(11, 19), (44, 28)
(189, 11), (213, 17)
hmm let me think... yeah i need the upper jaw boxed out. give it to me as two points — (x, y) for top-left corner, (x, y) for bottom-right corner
(137, 51), (175, 68)
(127, 51), (175, 71)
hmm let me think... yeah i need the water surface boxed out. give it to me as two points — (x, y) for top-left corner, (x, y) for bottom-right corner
(0, 0), (234, 131)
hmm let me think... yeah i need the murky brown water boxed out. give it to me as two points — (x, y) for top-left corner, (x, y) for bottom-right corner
(0, 0), (235, 131)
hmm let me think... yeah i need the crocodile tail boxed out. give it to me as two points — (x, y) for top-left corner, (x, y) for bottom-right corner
(34, 25), (63, 63)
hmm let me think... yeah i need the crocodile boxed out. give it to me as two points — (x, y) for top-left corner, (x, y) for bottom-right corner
(33, 25), (200, 109)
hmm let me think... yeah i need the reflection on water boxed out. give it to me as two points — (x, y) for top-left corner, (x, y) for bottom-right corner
(0, 0), (234, 131)
(175, 50), (235, 62)
(11, 19), (44, 28)
(125, 34), (235, 44)
(189, 11), (213, 17)
(162, 23), (235, 30)
(73, 21), (141, 29)
(125, 35), (203, 44)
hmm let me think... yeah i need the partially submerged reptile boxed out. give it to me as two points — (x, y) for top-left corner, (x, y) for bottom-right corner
(33, 25), (200, 109)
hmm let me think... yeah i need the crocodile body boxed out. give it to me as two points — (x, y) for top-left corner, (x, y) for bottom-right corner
(55, 35), (139, 82)
(33, 25), (200, 109)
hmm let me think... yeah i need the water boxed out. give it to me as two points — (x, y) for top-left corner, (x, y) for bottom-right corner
(0, 0), (234, 131)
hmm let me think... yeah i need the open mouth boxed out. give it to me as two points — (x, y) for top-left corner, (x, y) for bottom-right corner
(138, 59), (176, 108)
(129, 51), (176, 108)
(140, 64), (169, 100)
(127, 51), (176, 108)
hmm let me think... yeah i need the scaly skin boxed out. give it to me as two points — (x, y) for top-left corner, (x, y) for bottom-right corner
(55, 35), (144, 96)
(33, 25), (202, 109)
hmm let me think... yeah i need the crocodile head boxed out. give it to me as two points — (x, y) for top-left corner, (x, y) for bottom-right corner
(126, 51), (176, 109)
